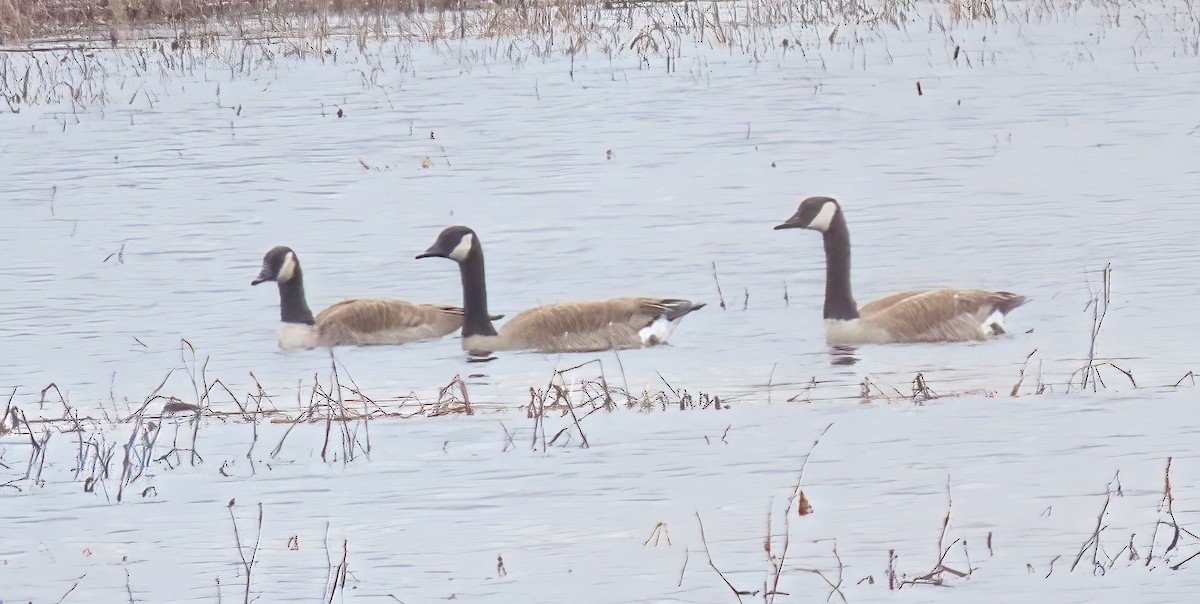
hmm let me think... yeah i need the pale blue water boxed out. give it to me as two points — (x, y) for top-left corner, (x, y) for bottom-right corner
(3, 1), (1200, 601)
(4, 20), (1196, 414)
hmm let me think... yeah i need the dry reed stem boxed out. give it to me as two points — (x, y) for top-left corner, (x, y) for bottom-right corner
(53, 573), (87, 603)
(897, 476), (972, 588)
(1070, 471), (1120, 574)
(695, 511), (751, 602)
(326, 539), (350, 602)
(1071, 263), (1119, 392)
(710, 261), (726, 311)
(1140, 456), (1200, 570)
(677, 547), (689, 586)
(947, 0), (995, 22)
(643, 521), (671, 547)
(227, 499), (264, 604)
(764, 422), (835, 602)
(1010, 348), (1038, 396)
(792, 544), (847, 603)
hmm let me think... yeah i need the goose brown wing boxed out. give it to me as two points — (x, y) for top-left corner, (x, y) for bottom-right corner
(499, 297), (704, 338)
(857, 290), (931, 317)
(316, 299), (463, 342)
(498, 299), (641, 338)
(860, 289), (1025, 342)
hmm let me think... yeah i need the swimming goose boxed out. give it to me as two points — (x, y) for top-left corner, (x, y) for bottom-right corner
(415, 226), (705, 353)
(251, 245), (472, 351)
(774, 197), (1028, 345)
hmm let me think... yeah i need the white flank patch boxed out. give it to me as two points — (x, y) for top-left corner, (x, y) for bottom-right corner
(982, 309), (1007, 336)
(639, 315), (680, 346)
(277, 252), (298, 282)
(278, 322), (318, 351)
(449, 233), (474, 261)
(823, 318), (883, 346)
(807, 201), (838, 232)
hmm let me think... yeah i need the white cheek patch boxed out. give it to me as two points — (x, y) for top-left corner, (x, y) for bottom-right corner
(807, 202), (838, 232)
(277, 252), (297, 282)
(448, 234), (474, 261)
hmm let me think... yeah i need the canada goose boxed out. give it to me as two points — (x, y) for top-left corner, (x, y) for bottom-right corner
(415, 226), (705, 353)
(774, 197), (1028, 345)
(251, 245), (473, 351)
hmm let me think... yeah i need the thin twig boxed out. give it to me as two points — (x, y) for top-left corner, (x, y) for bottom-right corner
(54, 573), (87, 603)
(711, 261), (727, 310)
(696, 512), (750, 602)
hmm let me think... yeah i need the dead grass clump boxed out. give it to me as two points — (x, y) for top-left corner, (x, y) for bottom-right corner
(0, 342), (732, 497)
(947, 0), (995, 22)
(1, 0), (917, 47)
(0, 0), (482, 42)
(891, 477), (976, 588)
(518, 358), (727, 451)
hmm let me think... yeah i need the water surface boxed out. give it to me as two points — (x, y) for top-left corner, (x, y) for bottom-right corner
(3, 7), (1198, 413)
(3, 1), (1200, 600)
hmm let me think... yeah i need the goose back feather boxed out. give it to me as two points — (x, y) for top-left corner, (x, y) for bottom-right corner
(469, 297), (704, 353)
(831, 288), (1028, 344)
(314, 299), (468, 347)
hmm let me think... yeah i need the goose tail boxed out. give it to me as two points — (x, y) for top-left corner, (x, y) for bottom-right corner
(657, 299), (707, 321)
(993, 292), (1029, 315)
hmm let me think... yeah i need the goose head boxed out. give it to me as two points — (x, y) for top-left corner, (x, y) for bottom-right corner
(251, 245), (300, 285)
(774, 196), (842, 233)
(416, 226), (478, 263)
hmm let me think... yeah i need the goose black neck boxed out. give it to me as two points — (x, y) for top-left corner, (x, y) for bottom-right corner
(459, 249), (498, 337)
(822, 216), (859, 321)
(277, 269), (316, 325)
